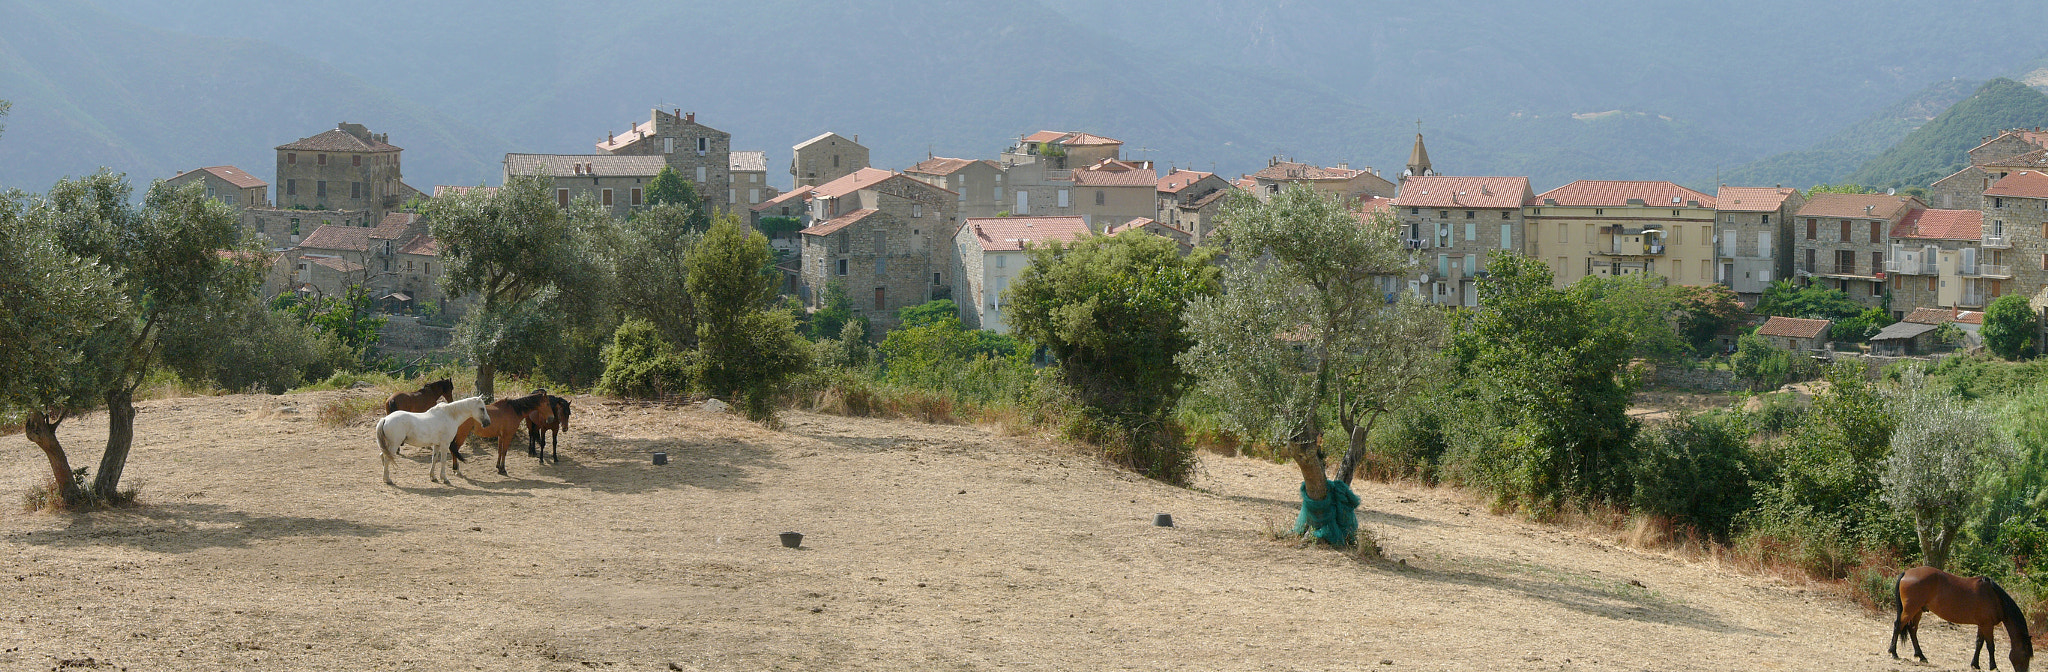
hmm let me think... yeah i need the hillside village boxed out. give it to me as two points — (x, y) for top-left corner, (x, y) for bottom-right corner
(180, 111), (2048, 360)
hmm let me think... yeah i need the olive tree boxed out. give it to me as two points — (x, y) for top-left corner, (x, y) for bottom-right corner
(1883, 375), (2011, 569)
(687, 216), (808, 421)
(1982, 294), (2037, 361)
(611, 202), (703, 348)
(1182, 186), (1446, 545)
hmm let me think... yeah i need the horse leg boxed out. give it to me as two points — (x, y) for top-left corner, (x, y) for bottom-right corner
(496, 437), (509, 476)
(1909, 614), (1928, 662)
(1890, 615), (1903, 659)
(1983, 624), (1998, 670)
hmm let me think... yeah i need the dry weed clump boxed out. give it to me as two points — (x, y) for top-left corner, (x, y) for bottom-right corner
(21, 473), (139, 513)
(318, 395), (389, 428)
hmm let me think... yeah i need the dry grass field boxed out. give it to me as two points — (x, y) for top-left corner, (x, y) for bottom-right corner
(0, 390), (1979, 671)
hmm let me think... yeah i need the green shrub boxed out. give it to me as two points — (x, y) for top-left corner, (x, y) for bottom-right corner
(1631, 412), (1756, 538)
(597, 319), (694, 399)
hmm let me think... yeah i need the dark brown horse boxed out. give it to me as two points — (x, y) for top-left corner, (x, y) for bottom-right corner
(1892, 566), (2033, 671)
(449, 391), (557, 476)
(525, 394), (571, 466)
(385, 378), (455, 414)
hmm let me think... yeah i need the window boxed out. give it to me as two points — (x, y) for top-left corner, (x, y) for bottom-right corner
(874, 288), (885, 310)
(1871, 251), (1882, 273)
(425, 263), (431, 275)
(1762, 214), (1770, 224)
(1464, 211), (1475, 219)
(1500, 224), (1512, 249)
(749, 188), (759, 203)
(1410, 207), (1419, 215)
(1094, 190), (1105, 206)
(698, 137), (708, 153)
(836, 259), (848, 275)
(1870, 221), (1881, 243)
(352, 155), (361, 167)
(876, 258), (886, 275)
(557, 189), (569, 207)
(287, 153), (297, 165)
(631, 188), (642, 205)
(913, 204), (923, 218)
(664, 138), (674, 154)
(1594, 208), (1604, 216)
(290, 218), (300, 235)
(318, 154), (327, 166)
(602, 189), (613, 206)
(729, 189), (737, 203)
(317, 181), (327, 198)
(255, 218), (265, 233)
(1057, 190), (1070, 208)
(838, 231), (849, 253)
(351, 182), (362, 199)
(1439, 211), (1449, 219)
(1759, 232), (1771, 258)
(1806, 219), (1817, 239)
(1700, 225), (1710, 247)
(1672, 227), (1683, 245)
(1672, 210), (1681, 217)
(1558, 223), (1568, 243)
(873, 231), (886, 254)
(1500, 211), (1511, 220)
(1464, 222), (1475, 241)
(1930, 276), (1938, 292)
(933, 272), (942, 285)
(696, 167), (707, 183)
(1700, 259), (1710, 280)
(996, 255), (1006, 269)
(286, 179), (297, 196)
(1995, 197), (2004, 208)
(1839, 220), (1851, 241)
(832, 154), (840, 168)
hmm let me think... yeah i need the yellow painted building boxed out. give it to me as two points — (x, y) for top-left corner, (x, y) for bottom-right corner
(1521, 180), (1720, 288)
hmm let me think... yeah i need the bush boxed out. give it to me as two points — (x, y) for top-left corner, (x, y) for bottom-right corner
(1631, 412), (1756, 538)
(597, 319), (694, 399)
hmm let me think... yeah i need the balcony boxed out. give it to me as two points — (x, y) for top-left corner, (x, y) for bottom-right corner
(1979, 264), (2013, 278)
(1960, 291), (1987, 308)
(1885, 259), (1938, 275)
(1983, 234), (2010, 248)
(1404, 239), (1423, 250)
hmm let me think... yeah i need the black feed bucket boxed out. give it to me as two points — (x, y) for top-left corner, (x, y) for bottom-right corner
(652, 452), (667, 465)
(779, 532), (804, 548)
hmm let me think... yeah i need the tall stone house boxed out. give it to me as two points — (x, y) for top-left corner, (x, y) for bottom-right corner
(996, 131), (1126, 219)
(1792, 193), (1923, 307)
(595, 109), (731, 211)
(1155, 169), (1234, 245)
(168, 166), (269, 210)
(1392, 175), (1535, 307)
(1713, 186), (1804, 298)
(1067, 159), (1160, 231)
(286, 212), (449, 312)
(791, 132), (869, 188)
(904, 156), (1006, 218)
(951, 216), (1091, 333)
(1248, 158), (1396, 203)
(274, 122), (415, 223)
(1522, 181), (1718, 288)
(1984, 170), (2048, 309)
(503, 154), (667, 219)
(1885, 208), (1988, 314)
(728, 151), (779, 212)
(1929, 149), (2048, 210)
(796, 168), (959, 330)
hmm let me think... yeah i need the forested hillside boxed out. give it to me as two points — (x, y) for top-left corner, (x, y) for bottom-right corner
(1713, 79), (1979, 190)
(1845, 78), (2048, 190)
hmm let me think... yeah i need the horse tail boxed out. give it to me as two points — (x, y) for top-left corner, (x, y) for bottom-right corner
(1893, 571), (1904, 622)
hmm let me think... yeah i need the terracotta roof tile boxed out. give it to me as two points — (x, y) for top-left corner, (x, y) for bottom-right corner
(504, 154), (667, 178)
(1061, 132), (1121, 146)
(1987, 171), (2048, 199)
(177, 165), (267, 189)
(1252, 161), (1370, 182)
(1889, 208), (1982, 240)
(433, 185), (498, 198)
(1534, 180), (1715, 208)
(371, 212), (418, 239)
(1957, 311), (1985, 325)
(594, 120), (656, 152)
(809, 168), (954, 199)
(729, 151), (767, 173)
(1757, 316), (1831, 339)
(1794, 193), (1919, 220)
(309, 256), (364, 273)
(1902, 307), (1961, 325)
(906, 156), (979, 176)
(800, 209), (882, 238)
(1714, 186), (1798, 213)
(964, 216), (1090, 252)
(397, 236), (438, 257)
(297, 224), (377, 253)
(752, 188), (812, 212)
(1071, 160), (1158, 187)
(1022, 130), (1070, 144)
(277, 128), (400, 153)
(1395, 176), (1531, 209)
(1156, 170), (1216, 194)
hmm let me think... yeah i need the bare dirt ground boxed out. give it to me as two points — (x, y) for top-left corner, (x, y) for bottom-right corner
(0, 390), (1981, 671)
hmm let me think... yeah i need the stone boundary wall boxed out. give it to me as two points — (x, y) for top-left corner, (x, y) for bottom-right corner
(378, 315), (454, 354)
(1649, 365), (1742, 391)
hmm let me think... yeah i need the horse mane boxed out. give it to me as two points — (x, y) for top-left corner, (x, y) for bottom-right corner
(428, 379), (454, 395)
(1988, 577), (2033, 651)
(503, 391), (549, 415)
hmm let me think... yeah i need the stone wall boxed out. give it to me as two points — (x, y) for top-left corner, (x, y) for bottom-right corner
(1649, 364), (1742, 391)
(377, 315), (455, 355)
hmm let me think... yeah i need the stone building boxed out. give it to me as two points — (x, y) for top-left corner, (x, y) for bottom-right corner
(1928, 150), (2048, 210)
(791, 132), (869, 188)
(1248, 158), (1396, 202)
(1522, 181), (1718, 288)
(951, 216), (1091, 333)
(1756, 316), (1832, 354)
(1968, 128), (2048, 166)
(595, 109), (731, 211)
(275, 122), (413, 223)
(1106, 217), (1193, 252)
(168, 166), (269, 210)
(796, 168), (959, 330)
(1155, 169), (1235, 245)
(1400, 133), (1436, 182)
(1393, 175), (1535, 306)
(905, 156), (1006, 218)
(1067, 159), (1160, 231)
(728, 151), (779, 212)
(1885, 208), (1988, 313)
(288, 212), (431, 301)
(1984, 170), (2048, 309)
(1792, 193), (1923, 306)
(1714, 186), (1805, 298)
(503, 154), (667, 219)
(241, 206), (372, 250)
(750, 188), (813, 251)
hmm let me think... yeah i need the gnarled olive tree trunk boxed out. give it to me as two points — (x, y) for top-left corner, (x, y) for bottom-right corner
(23, 412), (82, 507)
(90, 390), (137, 500)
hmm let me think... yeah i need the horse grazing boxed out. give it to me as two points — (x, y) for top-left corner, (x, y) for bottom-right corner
(375, 396), (492, 485)
(1892, 566), (2034, 671)
(449, 390), (556, 476)
(525, 394), (571, 465)
(385, 378), (455, 414)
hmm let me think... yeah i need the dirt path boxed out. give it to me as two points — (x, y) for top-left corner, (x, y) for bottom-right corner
(0, 391), (1972, 671)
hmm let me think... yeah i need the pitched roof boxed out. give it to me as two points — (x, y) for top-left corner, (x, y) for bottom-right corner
(397, 236), (438, 257)
(1395, 176), (1531, 209)
(795, 132), (859, 150)
(1902, 307), (1962, 325)
(277, 127), (400, 153)
(1022, 130), (1069, 144)
(1251, 161), (1370, 182)
(799, 209), (882, 238)
(1973, 129), (2048, 158)
(1106, 217), (1156, 234)
(809, 167), (953, 199)
(1870, 320), (1940, 342)
(371, 212), (419, 239)
(1890, 208), (1982, 240)
(1020, 130), (1121, 146)
(1756, 316), (1831, 339)
(177, 165), (267, 189)
(1358, 196), (1397, 218)
(906, 156), (982, 176)
(1982, 148), (2048, 169)
(1715, 186), (1798, 212)
(594, 119), (657, 152)
(309, 256), (364, 273)
(1071, 160), (1158, 187)
(504, 154), (667, 178)
(1795, 193), (1919, 220)
(1987, 170), (2048, 199)
(433, 185), (498, 198)
(729, 151), (767, 173)
(1534, 180), (1714, 208)
(1156, 170), (1216, 194)
(297, 224), (378, 252)
(963, 216), (1090, 252)
(1957, 311), (1985, 325)
(752, 188), (812, 212)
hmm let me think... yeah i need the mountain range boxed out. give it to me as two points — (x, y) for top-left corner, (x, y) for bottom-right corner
(6, 0), (2048, 194)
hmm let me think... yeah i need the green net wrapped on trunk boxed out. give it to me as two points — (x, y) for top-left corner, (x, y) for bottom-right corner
(1293, 479), (1359, 545)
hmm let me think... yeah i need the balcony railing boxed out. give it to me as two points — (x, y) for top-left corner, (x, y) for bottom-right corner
(1832, 264), (1859, 275)
(1404, 239), (1423, 250)
(1980, 264), (2012, 278)
(1960, 291), (1987, 308)
(1983, 234), (2010, 248)
(1885, 259), (1939, 275)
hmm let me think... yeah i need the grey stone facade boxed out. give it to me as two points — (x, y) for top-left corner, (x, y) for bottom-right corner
(1715, 187), (1804, 298)
(796, 169), (959, 331)
(275, 123), (407, 223)
(167, 166), (269, 211)
(596, 109), (732, 212)
(1394, 176), (1534, 306)
(503, 154), (666, 220)
(1984, 173), (2048, 312)
(1793, 194), (1922, 307)
(241, 206), (372, 250)
(791, 132), (869, 188)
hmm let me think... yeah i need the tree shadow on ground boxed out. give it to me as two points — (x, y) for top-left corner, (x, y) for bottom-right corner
(5, 502), (396, 553)
(507, 430), (785, 495)
(1390, 556), (1764, 636)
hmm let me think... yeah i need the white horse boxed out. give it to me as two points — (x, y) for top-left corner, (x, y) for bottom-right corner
(375, 396), (492, 485)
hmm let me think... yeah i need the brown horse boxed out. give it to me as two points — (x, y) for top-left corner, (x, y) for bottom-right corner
(385, 378), (455, 414)
(449, 391), (556, 476)
(525, 394), (571, 466)
(1892, 566), (2033, 671)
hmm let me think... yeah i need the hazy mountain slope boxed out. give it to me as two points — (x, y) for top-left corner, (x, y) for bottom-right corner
(1713, 79), (1979, 190)
(0, 0), (506, 192)
(1845, 78), (2048, 190)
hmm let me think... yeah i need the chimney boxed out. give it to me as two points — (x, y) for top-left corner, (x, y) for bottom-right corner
(608, 131), (614, 143)
(674, 109), (681, 120)
(685, 112), (695, 123)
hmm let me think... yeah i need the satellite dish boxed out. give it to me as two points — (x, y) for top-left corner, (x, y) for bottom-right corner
(1887, 188), (1897, 195)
